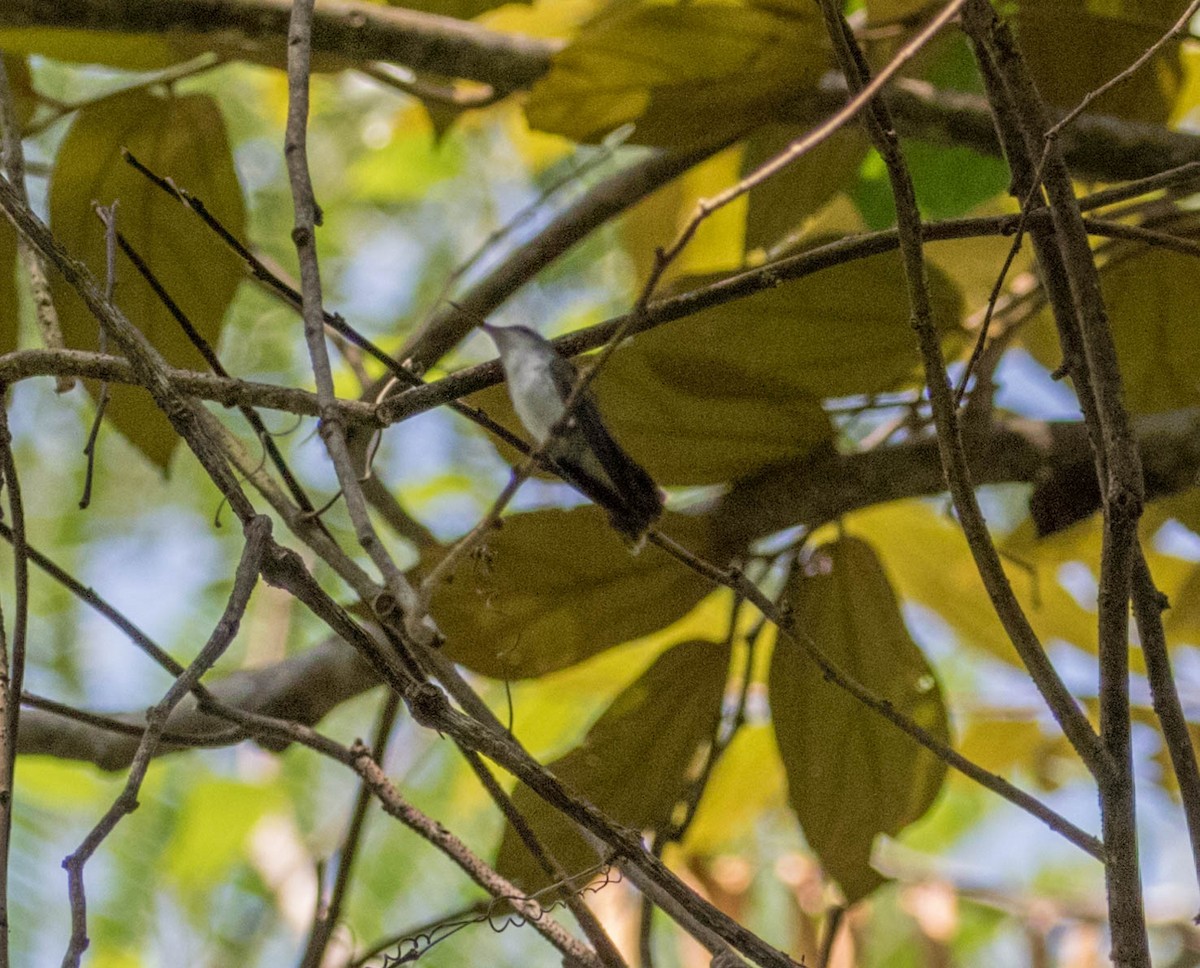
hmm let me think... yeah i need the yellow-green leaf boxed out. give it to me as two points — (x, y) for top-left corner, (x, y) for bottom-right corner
(526, 1), (826, 146)
(165, 777), (284, 890)
(1024, 248), (1200, 416)
(770, 536), (948, 903)
(681, 723), (788, 857)
(622, 145), (748, 286)
(431, 507), (716, 678)
(742, 126), (871, 256)
(495, 639), (732, 891)
(1013, 0), (1189, 125)
(625, 247), (965, 404)
(50, 89), (246, 469)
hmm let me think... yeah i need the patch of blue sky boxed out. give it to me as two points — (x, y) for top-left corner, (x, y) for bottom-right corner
(73, 507), (225, 709)
(993, 348), (1084, 420)
(1155, 518), (1200, 560)
(332, 225), (425, 326)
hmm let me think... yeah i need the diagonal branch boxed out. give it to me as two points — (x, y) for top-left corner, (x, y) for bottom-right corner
(59, 515), (271, 968)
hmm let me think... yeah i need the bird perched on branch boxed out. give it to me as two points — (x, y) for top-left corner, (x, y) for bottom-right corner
(481, 322), (664, 547)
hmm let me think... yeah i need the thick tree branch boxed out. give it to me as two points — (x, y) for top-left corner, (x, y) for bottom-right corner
(18, 638), (379, 769)
(961, 4), (1150, 963)
(0, 0), (556, 91)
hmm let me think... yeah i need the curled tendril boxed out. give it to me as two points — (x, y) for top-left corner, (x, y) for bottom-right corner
(381, 860), (622, 965)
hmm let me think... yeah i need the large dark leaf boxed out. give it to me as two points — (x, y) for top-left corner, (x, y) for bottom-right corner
(770, 536), (948, 902)
(50, 89), (246, 469)
(431, 506), (716, 678)
(526, 1), (826, 146)
(495, 639), (732, 891)
(1014, 0), (1190, 124)
(471, 346), (836, 488)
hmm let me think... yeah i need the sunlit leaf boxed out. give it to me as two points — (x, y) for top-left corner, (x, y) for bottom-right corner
(681, 723), (787, 857)
(430, 506), (716, 678)
(854, 501), (1098, 663)
(50, 89), (246, 469)
(495, 639), (732, 891)
(622, 145), (747, 286)
(957, 717), (1080, 791)
(770, 536), (949, 903)
(526, 1), (827, 146)
(165, 777), (285, 889)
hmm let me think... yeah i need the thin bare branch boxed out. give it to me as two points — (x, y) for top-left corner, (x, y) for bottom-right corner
(60, 515), (271, 968)
(0, 394), (28, 968)
(283, 0), (427, 642)
(1130, 551), (1200, 918)
(0, 0), (557, 92)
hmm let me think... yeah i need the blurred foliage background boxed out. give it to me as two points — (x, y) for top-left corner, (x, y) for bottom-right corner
(1, 0), (1200, 965)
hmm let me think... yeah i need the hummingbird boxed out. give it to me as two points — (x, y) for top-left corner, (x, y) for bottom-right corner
(480, 322), (664, 545)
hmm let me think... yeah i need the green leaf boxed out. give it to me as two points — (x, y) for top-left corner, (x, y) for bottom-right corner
(165, 776), (284, 890)
(902, 140), (1011, 222)
(50, 89), (246, 469)
(742, 126), (871, 255)
(594, 349), (836, 486)
(770, 535), (949, 903)
(431, 507), (716, 678)
(624, 246), (965, 405)
(1022, 248), (1200, 416)
(347, 104), (466, 202)
(495, 639), (732, 891)
(525, 1), (827, 146)
(1012, 0), (1190, 124)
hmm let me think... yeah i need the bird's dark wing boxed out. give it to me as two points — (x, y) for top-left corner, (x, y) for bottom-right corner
(547, 353), (663, 540)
